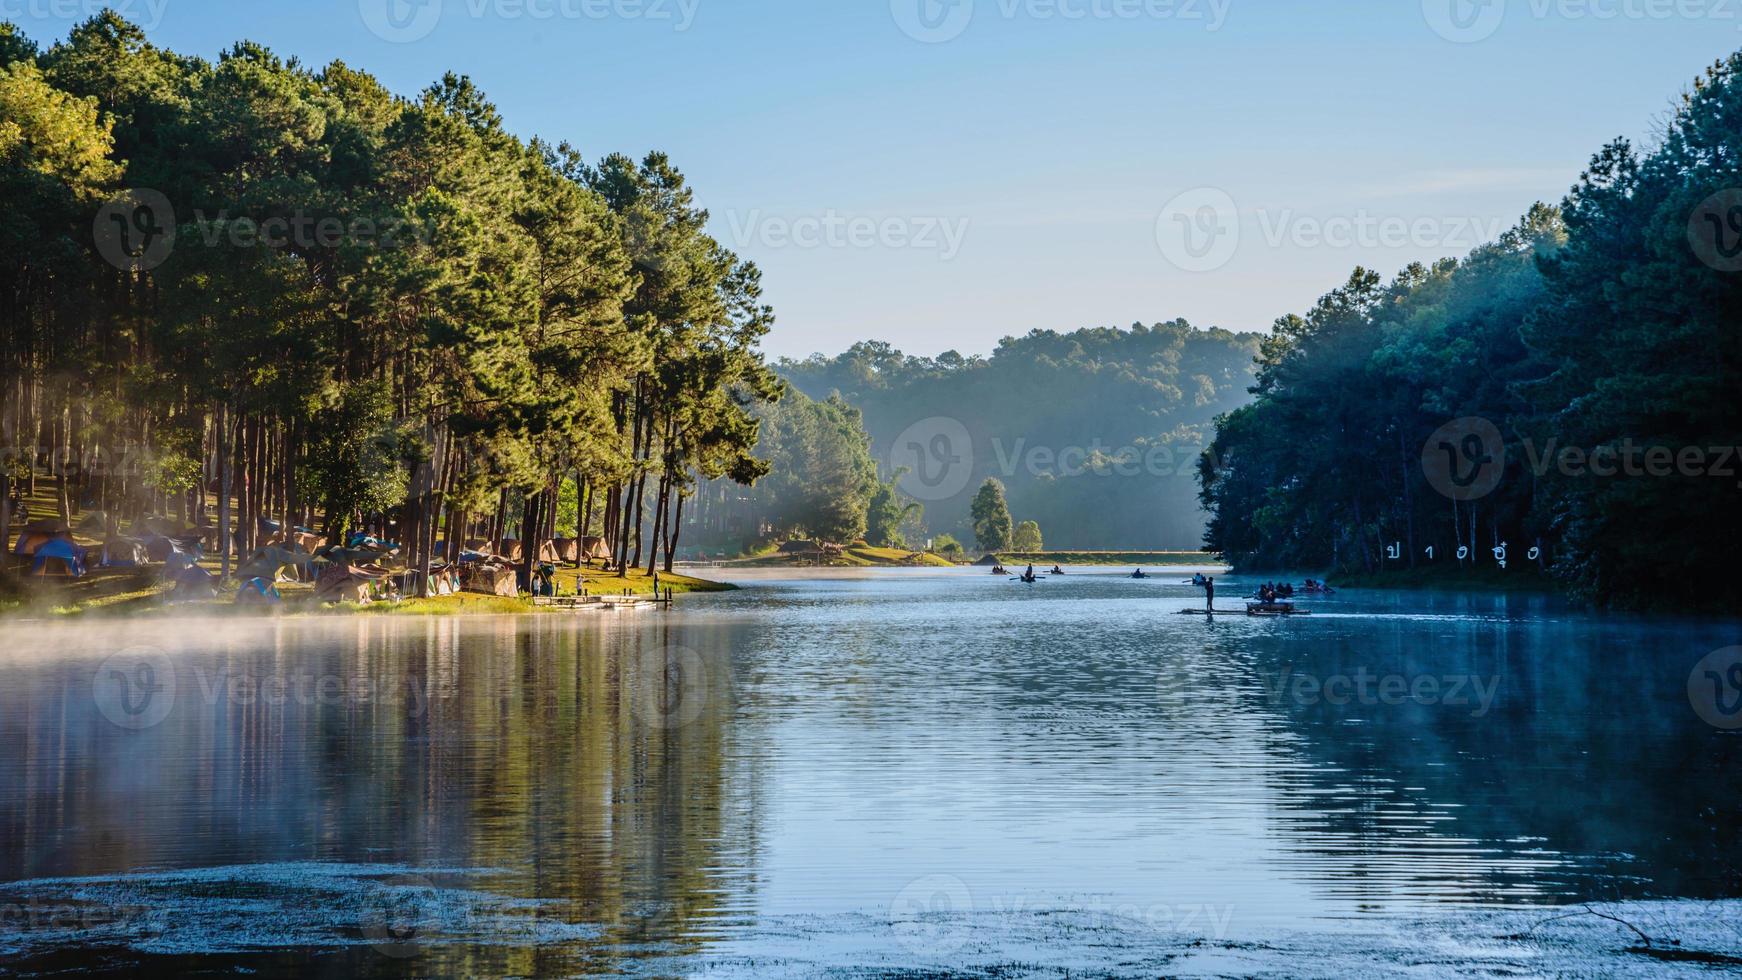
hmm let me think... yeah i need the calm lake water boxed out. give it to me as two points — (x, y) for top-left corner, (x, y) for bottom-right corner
(1, 568), (1739, 976)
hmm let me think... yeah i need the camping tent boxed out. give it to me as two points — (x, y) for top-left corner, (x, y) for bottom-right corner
(551, 538), (580, 563)
(462, 562), (519, 598)
(236, 576), (282, 605)
(535, 539), (561, 563)
(497, 538), (525, 562)
(168, 565), (217, 601)
(402, 566), (461, 597)
(29, 537), (86, 578)
(13, 519), (71, 557)
(579, 537), (612, 564)
(239, 545), (311, 584)
(101, 538), (149, 568)
(313, 564), (388, 604)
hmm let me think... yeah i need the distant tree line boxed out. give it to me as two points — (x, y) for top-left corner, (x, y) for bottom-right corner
(0, 15), (779, 590)
(1198, 52), (1742, 610)
(780, 324), (1261, 549)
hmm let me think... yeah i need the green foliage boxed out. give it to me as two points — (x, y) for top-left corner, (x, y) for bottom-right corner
(970, 478), (1013, 551)
(300, 383), (409, 535)
(932, 533), (963, 558)
(1198, 52), (1742, 611)
(865, 470), (922, 548)
(781, 323), (1260, 548)
(0, 15), (780, 582)
(1011, 520), (1043, 552)
(741, 386), (878, 545)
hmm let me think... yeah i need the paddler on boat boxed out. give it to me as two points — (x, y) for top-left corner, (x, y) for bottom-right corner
(1131, 569), (1148, 579)
(1051, 565), (1064, 576)
(1022, 564), (1038, 584)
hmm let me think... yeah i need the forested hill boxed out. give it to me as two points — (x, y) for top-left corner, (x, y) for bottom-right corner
(779, 322), (1261, 549)
(1198, 51), (1742, 611)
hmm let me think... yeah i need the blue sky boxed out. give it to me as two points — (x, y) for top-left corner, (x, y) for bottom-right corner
(9, 0), (1736, 357)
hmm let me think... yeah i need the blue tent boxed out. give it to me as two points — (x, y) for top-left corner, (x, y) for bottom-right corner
(30, 537), (86, 578)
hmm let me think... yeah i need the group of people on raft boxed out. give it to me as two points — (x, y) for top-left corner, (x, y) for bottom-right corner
(1256, 581), (1294, 602)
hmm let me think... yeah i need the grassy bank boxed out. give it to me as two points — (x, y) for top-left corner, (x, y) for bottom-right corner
(736, 544), (955, 568)
(997, 551), (1223, 567)
(0, 564), (732, 619)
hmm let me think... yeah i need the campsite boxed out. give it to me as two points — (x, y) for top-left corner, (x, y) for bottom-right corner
(1, 487), (726, 617)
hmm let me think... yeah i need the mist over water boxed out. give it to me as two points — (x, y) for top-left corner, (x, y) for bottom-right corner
(0, 569), (1737, 974)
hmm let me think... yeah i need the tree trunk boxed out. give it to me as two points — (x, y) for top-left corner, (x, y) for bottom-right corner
(217, 403), (233, 583)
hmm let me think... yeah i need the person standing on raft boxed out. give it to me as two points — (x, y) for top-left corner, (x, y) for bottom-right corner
(1204, 576), (1215, 611)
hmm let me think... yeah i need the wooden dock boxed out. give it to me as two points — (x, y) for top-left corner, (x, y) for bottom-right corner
(533, 589), (674, 612)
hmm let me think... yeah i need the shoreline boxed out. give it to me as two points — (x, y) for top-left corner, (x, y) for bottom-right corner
(0, 565), (735, 621)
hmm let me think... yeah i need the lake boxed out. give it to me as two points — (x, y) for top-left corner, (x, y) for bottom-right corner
(1, 568), (1739, 976)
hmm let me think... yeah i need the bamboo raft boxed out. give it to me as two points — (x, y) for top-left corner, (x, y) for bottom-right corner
(1176, 603), (1313, 618)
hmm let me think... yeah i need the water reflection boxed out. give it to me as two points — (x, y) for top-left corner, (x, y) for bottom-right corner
(0, 571), (1737, 974)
